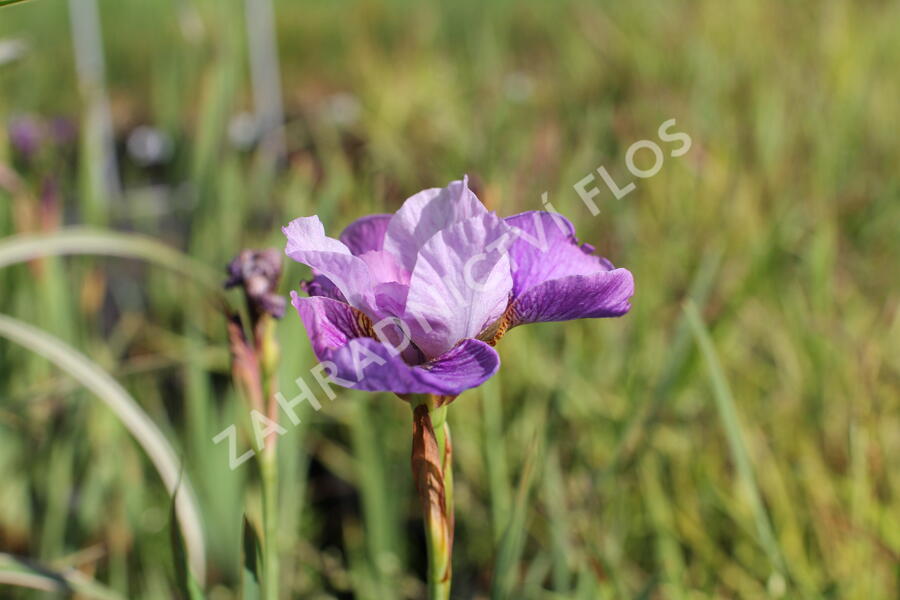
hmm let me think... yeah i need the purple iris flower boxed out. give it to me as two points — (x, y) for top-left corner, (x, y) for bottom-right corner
(283, 176), (634, 398)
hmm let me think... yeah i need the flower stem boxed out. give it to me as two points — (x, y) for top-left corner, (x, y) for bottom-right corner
(411, 399), (454, 600)
(259, 442), (279, 600)
(258, 316), (280, 600)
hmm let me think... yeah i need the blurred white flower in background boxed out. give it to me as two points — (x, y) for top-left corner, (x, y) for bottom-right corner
(228, 112), (259, 150)
(127, 125), (174, 166)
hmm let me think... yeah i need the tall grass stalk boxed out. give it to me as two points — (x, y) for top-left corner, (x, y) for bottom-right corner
(67, 0), (119, 220)
(684, 300), (788, 585)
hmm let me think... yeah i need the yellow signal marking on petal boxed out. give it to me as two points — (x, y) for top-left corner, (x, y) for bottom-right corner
(351, 307), (379, 341)
(479, 302), (518, 346)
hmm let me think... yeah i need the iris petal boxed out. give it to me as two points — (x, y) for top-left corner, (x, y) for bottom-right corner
(504, 211), (634, 326)
(339, 213), (392, 255)
(509, 270), (633, 326)
(383, 176), (487, 272)
(292, 293), (499, 395)
(403, 212), (514, 358)
(283, 216), (372, 309)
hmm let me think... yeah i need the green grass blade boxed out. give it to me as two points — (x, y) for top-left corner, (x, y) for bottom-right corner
(480, 374), (511, 545)
(605, 247), (723, 475)
(684, 300), (787, 580)
(241, 516), (263, 600)
(171, 490), (207, 600)
(491, 408), (546, 600)
(0, 313), (207, 584)
(0, 227), (221, 293)
(0, 553), (125, 600)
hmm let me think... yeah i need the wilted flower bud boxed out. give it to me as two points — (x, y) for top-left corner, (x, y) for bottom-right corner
(225, 248), (286, 320)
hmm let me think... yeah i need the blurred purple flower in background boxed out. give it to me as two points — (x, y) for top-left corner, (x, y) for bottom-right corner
(7, 114), (77, 160)
(283, 176), (634, 398)
(8, 114), (42, 158)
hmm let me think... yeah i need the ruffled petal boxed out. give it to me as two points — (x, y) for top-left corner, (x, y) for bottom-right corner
(403, 212), (514, 358)
(508, 269), (634, 326)
(339, 214), (392, 256)
(283, 216), (372, 309)
(383, 176), (488, 271)
(505, 211), (616, 295)
(292, 293), (499, 395)
(501, 211), (633, 326)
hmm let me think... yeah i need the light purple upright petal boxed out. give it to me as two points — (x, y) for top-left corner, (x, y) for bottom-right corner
(283, 216), (372, 309)
(505, 211), (614, 296)
(285, 216), (354, 255)
(358, 250), (410, 285)
(339, 214), (392, 256)
(292, 293), (498, 395)
(508, 269), (634, 326)
(383, 176), (488, 271)
(404, 213), (514, 358)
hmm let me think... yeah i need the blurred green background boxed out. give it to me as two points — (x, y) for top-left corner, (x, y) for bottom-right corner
(1, 0), (899, 598)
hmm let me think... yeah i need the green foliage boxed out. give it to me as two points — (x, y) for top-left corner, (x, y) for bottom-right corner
(240, 516), (262, 600)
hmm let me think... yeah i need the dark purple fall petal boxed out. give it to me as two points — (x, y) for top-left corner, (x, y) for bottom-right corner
(503, 211), (633, 326)
(291, 293), (372, 358)
(329, 337), (500, 395)
(292, 293), (499, 395)
(301, 274), (347, 302)
(505, 211), (614, 296)
(508, 269), (634, 326)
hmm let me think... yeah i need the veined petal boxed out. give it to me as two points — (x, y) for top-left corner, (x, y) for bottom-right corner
(508, 269), (634, 326)
(283, 216), (372, 309)
(404, 213), (514, 358)
(292, 293), (499, 395)
(501, 211), (634, 326)
(383, 176), (487, 271)
(339, 214), (392, 256)
(358, 250), (411, 285)
(505, 211), (613, 296)
(301, 274), (347, 302)
(331, 337), (499, 395)
(291, 292), (373, 359)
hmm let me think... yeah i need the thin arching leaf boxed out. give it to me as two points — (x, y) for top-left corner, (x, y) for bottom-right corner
(0, 227), (221, 294)
(0, 313), (207, 584)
